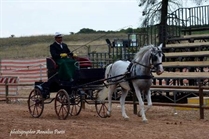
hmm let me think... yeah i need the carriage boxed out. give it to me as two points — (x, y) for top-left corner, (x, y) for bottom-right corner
(27, 56), (109, 120)
(27, 34), (146, 120)
(27, 43), (164, 122)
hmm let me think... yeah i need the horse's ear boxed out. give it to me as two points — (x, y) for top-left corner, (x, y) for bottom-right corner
(158, 43), (163, 50)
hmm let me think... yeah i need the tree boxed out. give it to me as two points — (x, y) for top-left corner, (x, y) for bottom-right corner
(78, 28), (96, 33)
(119, 28), (134, 33)
(138, 0), (208, 46)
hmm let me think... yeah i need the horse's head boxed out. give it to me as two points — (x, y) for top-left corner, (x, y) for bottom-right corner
(150, 44), (164, 75)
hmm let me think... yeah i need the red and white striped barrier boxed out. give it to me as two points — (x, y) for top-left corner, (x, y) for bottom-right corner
(0, 76), (19, 95)
(0, 59), (47, 86)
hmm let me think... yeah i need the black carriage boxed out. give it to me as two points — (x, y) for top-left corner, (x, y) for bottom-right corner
(27, 57), (108, 120)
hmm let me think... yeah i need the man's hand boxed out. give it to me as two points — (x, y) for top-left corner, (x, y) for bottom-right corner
(60, 53), (68, 58)
(73, 53), (77, 57)
(68, 52), (73, 57)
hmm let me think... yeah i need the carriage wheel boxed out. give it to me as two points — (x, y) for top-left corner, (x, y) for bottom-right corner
(28, 88), (44, 118)
(95, 101), (108, 118)
(54, 89), (70, 120)
(69, 90), (82, 116)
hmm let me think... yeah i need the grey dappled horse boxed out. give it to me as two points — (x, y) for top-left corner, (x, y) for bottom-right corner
(97, 44), (164, 123)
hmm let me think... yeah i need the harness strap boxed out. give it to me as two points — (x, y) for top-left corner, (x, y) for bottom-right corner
(106, 64), (113, 83)
(126, 62), (154, 92)
(126, 62), (135, 92)
(127, 62), (133, 71)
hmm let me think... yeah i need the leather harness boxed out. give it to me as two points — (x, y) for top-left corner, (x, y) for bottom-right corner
(126, 62), (153, 91)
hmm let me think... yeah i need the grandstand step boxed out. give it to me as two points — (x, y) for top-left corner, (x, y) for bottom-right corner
(183, 34), (209, 38)
(175, 97), (209, 110)
(166, 42), (209, 48)
(163, 61), (209, 68)
(188, 96), (209, 104)
(167, 35), (209, 43)
(153, 72), (209, 79)
(164, 51), (209, 58)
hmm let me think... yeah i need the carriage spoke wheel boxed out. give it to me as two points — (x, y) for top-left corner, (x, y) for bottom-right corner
(95, 101), (108, 118)
(69, 90), (82, 116)
(54, 89), (70, 120)
(28, 88), (44, 118)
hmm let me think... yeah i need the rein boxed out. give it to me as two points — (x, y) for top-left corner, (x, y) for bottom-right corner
(153, 62), (162, 67)
(133, 61), (151, 69)
(106, 47), (163, 88)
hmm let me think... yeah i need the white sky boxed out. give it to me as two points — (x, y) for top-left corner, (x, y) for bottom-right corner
(0, 0), (208, 38)
(0, 0), (143, 38)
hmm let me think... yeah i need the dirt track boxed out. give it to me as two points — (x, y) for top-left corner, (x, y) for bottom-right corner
(0, 100), (209, 139)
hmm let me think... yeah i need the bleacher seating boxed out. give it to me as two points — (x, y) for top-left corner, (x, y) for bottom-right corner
(151, 33), (209, 103)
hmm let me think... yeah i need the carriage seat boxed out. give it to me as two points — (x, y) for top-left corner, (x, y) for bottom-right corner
(74, 56), (93, 68)
(46, 56), (93, 71)
(46, 57), (58, 70)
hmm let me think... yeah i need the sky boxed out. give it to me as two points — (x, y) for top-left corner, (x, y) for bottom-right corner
(0, 0), (208, 38)
(0, 0), (143, 38)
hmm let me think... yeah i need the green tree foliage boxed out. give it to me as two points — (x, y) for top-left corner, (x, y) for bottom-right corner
(77, 28), (144, 34)
(78, 28), (96, 33)
(78, 27), (148, 34)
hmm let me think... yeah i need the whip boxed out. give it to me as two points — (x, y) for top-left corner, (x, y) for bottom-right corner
(70, 25), (134, 53)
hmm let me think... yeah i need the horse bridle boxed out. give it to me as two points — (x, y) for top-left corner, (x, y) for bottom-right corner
(151, 50), (164, 69)
(133, 61), (151, 69)
(132, 49), (164, 70)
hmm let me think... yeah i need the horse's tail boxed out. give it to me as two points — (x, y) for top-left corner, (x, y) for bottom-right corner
(96, 85), (109, 101)
(97, 63), (113, 101)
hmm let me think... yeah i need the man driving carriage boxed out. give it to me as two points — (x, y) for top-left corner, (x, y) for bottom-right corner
(50, 32), (77, 81)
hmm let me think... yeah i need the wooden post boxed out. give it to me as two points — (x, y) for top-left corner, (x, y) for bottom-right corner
(82, 97), (85, 109)
(199, 82), (204, 119)
(5, 80), (9, 104)
(80, 90), (85, 109)
(133, 91), (137, 114)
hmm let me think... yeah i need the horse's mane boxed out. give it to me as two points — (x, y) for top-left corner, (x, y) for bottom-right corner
(134, 44), (154, 61)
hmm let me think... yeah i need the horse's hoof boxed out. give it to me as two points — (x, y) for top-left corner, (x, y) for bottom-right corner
(137, 112), (141, 117)
(123, 117), (129, 121)
(106, 114), (111, 118)
(106, 111), (111, 117)
(142, 120), (148, 124)
(138, 110), (143, 117)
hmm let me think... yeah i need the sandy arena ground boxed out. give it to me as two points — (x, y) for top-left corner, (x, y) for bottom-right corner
(0, 99), (209, 139)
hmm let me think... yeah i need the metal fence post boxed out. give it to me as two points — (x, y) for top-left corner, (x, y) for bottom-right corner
(39, 64), (43, 82)
(5, 79), (9, 103)
(199, 82), (204, 119)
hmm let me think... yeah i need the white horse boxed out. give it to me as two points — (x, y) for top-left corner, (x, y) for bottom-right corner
(97, 44), (164, 123)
